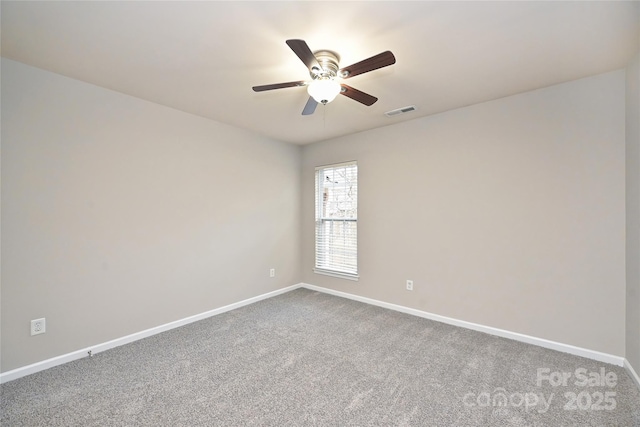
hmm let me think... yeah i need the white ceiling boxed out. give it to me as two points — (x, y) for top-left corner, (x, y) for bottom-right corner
(2, 1), (639, 145)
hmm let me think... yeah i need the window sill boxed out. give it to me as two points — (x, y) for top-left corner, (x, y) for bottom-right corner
(313, 268), (359, 281)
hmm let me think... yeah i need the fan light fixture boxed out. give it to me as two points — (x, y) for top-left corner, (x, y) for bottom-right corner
(307, 78), (341, 105)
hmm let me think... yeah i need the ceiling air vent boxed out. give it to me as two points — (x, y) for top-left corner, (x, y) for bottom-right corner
(384, 105), (417, 117)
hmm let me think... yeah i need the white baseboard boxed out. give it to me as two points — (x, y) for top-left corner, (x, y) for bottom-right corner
(2, 282), (634, 387)
(0, 284), (301, 384)
(300, 283), (626, 367)
(624, 358), (640, 390)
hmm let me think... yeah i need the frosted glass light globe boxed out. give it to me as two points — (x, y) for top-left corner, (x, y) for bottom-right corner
(307, 78), (341, 104)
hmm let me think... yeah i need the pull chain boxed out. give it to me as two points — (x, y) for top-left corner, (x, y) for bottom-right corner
(323, 103), (326, 128)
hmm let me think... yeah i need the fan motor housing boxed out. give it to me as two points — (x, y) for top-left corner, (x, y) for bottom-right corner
(311, 50), (340, 78)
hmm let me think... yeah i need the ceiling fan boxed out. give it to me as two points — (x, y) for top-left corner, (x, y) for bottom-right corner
(252, 39), (396, 115)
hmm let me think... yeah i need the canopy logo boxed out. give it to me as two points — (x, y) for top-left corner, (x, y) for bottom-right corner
(462, 367), (619, 413)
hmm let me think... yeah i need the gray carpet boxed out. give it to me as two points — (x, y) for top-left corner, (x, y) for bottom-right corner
(2, 288), (639, 426)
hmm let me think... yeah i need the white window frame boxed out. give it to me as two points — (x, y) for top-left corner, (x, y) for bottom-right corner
(314, 161), (358, 281)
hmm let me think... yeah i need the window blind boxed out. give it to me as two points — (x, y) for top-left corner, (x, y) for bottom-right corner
(314, 161), (358, 280)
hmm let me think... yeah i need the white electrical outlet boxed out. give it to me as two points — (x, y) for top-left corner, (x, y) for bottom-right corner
(31, 318), (46, 336)
(270, 268), (275, 278)
(406, 280), (414, 291)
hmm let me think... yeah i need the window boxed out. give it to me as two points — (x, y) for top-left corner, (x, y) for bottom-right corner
(314, 161), (358, 280)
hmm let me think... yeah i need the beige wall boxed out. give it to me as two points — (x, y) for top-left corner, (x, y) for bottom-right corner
(1, 58), (633, 374)
(627, 51), (640, 372)
(1, 59), (301, 372)
(302, 70), (627, 356)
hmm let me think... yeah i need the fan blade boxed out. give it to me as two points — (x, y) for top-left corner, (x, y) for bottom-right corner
(340, 84), (378, 106)
(286, 39), (321, 72)
(302, 97), (318, 115)
(252, 81), (306, 92)
(339, 51), (396, 79)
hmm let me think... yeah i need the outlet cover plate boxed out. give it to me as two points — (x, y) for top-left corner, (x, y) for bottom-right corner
(31, 318), (46, 336)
